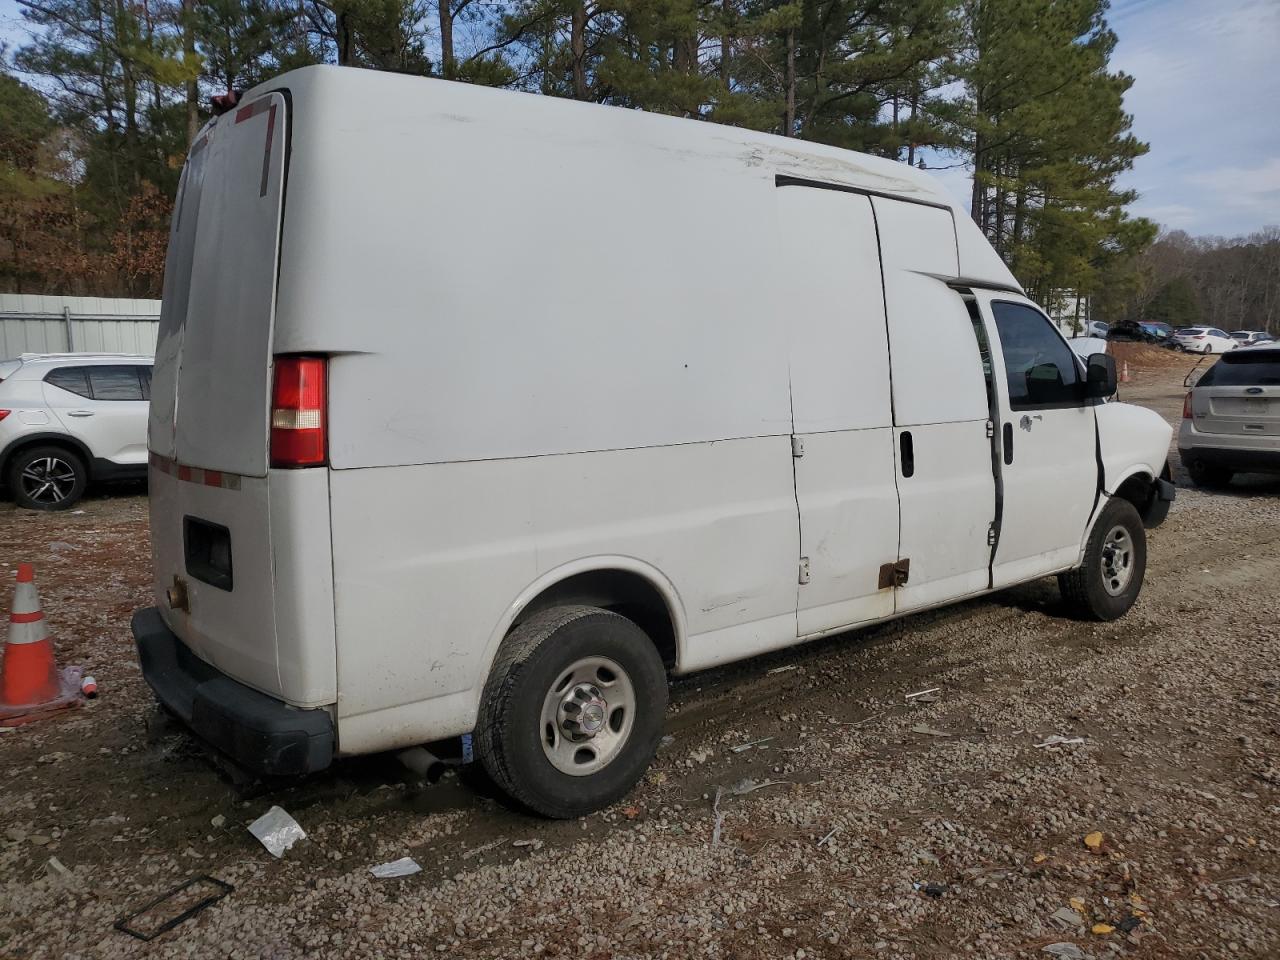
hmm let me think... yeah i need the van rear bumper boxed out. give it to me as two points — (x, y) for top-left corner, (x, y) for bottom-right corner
(131, 607), (334, 776)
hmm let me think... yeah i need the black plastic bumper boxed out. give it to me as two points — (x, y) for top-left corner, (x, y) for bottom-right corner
(1138, 471), (1176, 529)
(1179, 446), (1280, 475)
(132, 607), (334, 776)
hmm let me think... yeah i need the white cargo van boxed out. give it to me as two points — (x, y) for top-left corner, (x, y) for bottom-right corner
(133, 65), (1175, 817)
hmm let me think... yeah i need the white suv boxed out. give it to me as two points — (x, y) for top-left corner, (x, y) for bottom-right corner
(0, 353), (153, 510)
(1173, 326), (1237, 354)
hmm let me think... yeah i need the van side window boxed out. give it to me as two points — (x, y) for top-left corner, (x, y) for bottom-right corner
(991, 302), (1081, 409)
(88, 365), (146, 401)
(44, 366), (92, 399)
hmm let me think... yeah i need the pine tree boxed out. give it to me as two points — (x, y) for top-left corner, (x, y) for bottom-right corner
(955, 0), (1154, 302)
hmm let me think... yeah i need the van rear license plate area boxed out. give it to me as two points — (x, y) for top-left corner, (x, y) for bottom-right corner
(184, 517), (233, 591)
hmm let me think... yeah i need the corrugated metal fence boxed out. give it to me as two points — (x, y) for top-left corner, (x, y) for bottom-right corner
(0, 294), (160, 358)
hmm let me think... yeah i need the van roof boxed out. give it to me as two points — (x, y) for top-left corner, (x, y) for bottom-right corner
(240, 65), (1019, 293)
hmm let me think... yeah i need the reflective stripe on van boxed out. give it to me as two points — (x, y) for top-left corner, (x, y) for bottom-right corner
(149, 452), (243, 490)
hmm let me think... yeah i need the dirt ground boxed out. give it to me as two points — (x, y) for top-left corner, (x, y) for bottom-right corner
(1, 358), (1277, 960)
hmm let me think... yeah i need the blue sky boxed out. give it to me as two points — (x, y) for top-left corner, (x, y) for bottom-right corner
(926, 0), (1280, 237)
(2, 0), (1277, 238)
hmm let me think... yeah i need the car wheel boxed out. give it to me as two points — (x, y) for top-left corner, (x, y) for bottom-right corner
(6, 445), (88, 510)
(1187, 459), (1232, 488)
(1058, 498), (1147, 622)
(475, 605), (668, 818)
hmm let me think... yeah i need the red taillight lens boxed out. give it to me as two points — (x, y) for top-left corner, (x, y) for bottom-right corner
(0, 409), (10, 421)
(270, 356), (327, 468)
(1182, 392), (1193, 419)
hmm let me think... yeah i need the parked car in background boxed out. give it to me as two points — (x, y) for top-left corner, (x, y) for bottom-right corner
(131, 65), (1175, 818)
(1230, 330), (1274, 347)
(1180, 347), (1280, 486)
(1173, 327), (1236, 354)
(0, 353), (152, 509)
(1139, 321), (1175, 344)
(1108, 321), (1162, 344)
(1086, 320), (1110, 338)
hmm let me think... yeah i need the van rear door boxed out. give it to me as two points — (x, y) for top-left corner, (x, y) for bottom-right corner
(165, 94), (286, 474)
(148, 92), (293, 698)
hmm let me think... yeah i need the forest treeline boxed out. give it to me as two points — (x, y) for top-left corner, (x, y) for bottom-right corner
(0, 0), (1264, 329)
(1099, 228), (1280, 335)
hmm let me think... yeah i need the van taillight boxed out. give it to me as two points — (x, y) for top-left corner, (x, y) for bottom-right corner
(1182, 392), (1192, 419)
(270, 356), (327, 468)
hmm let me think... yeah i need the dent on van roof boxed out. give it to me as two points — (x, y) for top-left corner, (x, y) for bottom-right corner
(240, 65), (1018, 294)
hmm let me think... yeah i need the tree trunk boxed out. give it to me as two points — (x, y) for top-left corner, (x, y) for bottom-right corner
(993, 159), (1007, 252)
(720, 0), (731, 89)
(783, 27), (795, 137)
(969, 132), (983, 224)
(336, 9), (353, 65)
(438, 0), (455, 79)
(571, 2), (588, 100)
(183, 0), (198, 145)
(906, 80), (919, 166)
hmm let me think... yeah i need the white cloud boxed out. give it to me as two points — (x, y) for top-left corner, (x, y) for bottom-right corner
(1188, 158), (1280, 211)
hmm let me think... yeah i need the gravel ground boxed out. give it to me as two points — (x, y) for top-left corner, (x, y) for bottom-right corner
(0, 361), (1277, 959)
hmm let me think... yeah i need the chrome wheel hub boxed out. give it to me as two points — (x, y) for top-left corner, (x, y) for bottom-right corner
(561, 683), (608, 739)
(539, 656), (635, 777)
(1100, 524), (1134, 597)
(20, 456), (77, 505)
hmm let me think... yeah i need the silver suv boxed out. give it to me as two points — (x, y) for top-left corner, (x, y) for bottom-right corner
(0, 353), (153, 509)
(1179, 347), (1280, 486)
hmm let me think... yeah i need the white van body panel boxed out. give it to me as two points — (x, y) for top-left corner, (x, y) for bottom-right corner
(1096, 402), (1173, 496)
(150, 470), (279, 688)
(329, 437), (797, 747)
(141, 66), (1168, 768)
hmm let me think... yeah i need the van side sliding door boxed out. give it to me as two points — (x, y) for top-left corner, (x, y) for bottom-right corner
(871, 197), (998, 611)
(777, 187), (901, 637)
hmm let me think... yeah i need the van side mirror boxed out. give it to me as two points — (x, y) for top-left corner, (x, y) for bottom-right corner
(1084, 353), (1117, 399)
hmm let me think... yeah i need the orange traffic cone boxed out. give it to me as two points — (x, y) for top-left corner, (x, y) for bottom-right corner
(1121, 361), (1131, 383)
(0, 564), (83, 726)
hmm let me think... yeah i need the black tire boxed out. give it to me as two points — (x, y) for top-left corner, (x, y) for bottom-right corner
(475, 605), (668, 819)
(1187, 459), (1232, 488)
(1058, 498), (1147, 622)
(6, 445), (88, 510)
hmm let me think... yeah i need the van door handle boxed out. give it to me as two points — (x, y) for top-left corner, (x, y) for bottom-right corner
(900, 431), (914, 478)
(1003, 422), (1013, 465)
(67, 410), (95, 417)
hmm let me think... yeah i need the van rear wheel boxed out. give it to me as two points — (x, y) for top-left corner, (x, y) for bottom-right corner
(1058, 498), (1147, 621)
(475, 605), (667, 818)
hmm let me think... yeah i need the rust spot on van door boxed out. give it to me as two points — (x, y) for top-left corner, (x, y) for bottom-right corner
(877, 559), (910, 590)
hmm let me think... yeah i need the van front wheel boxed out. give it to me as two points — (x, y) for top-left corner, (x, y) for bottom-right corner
(1058, 498), (1147, 621)
(475, 605), (668, 818)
